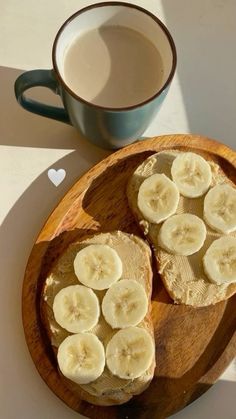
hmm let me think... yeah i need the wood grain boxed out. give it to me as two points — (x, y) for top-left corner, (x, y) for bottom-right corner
(22, 135), (236, 419)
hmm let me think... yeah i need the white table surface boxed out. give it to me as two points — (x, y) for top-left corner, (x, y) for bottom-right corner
(0, 1), (235, 418)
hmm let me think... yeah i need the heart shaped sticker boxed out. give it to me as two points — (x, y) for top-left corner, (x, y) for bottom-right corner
(48, 168), (66, 187)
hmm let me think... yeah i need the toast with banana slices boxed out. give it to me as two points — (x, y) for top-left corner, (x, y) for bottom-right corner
(127, 150), (236, 307)
(41, 231), (155, 406)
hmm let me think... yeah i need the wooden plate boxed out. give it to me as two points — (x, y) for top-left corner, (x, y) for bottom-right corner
(22, 134), (236, 419)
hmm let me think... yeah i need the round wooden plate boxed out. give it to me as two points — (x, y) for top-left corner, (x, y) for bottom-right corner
(22, 135), (236, 419)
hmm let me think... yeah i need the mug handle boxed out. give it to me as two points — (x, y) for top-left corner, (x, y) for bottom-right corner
(14, 69), (71, 124)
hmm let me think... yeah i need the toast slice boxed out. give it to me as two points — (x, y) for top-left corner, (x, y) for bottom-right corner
(41, 231), (155, 406)
(127, 150), (236, 307)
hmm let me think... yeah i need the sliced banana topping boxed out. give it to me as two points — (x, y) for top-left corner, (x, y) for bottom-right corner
(102, 279), (148, 329)
(57, 333), (105, 384)
(74, 244), (122, 290)
(137, 173), (179, 224)
(203, 236), (236, 284)
(158, 213), (207, 256)
(106, 327), (154, 380)
(204, 184), (236, 234)
(171, 152), (212, 197)
(53, 285), (100, 333)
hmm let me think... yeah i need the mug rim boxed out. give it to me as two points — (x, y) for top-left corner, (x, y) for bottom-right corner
(52, 1), (177, 112)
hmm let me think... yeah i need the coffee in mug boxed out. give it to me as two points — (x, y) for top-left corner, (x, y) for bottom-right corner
(63, 26), (164, 108)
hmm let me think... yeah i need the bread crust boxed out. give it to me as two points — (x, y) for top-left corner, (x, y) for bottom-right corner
(40, 231), (155, 405)
(127, 150), (236, 307)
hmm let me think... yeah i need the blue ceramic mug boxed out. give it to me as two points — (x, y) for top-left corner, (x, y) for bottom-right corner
(14, 2), (176, 150)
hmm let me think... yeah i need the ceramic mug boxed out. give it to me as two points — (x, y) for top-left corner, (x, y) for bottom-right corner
(14, 2), (177, 150)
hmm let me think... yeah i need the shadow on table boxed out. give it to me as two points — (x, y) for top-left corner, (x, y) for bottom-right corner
(161, 0), (236, 147)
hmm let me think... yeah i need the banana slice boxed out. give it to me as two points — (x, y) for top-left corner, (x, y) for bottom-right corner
(57, 333), (105, 384)
(158, 213), (206, 256)
(171, 152), (212, 197)
(203, 236), (236, 284)
(106, 327), (154, 380)
(204, 184), (236, 234)
(102, 279), (148, 329)
(52, 285), (100, 333)
(137, 173), (179, 224)
(74, 244), (122, 290)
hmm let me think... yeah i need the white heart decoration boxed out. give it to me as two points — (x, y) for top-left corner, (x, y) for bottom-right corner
(48, 168), (66, 187)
